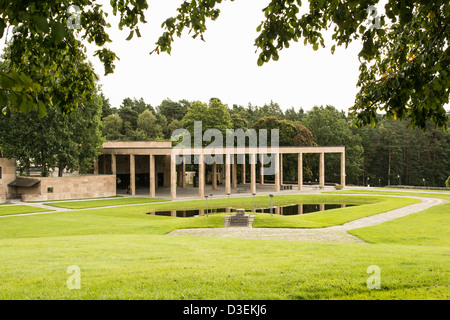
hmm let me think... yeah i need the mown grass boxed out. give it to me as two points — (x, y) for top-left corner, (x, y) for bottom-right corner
(325, 190), (450, 247)
(0, 193), (448, 300)
(327, 189), (450, 201)
(0, 205), (53, 216)
(25, 195), (123, 203)
(0, 234), (447, 300)
(350, 202), (450, 247)
(45, 197), (168, 209)
(377, 187), (450, 193)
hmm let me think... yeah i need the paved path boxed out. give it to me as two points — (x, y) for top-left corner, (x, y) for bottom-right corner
(169, 196), (447, 243)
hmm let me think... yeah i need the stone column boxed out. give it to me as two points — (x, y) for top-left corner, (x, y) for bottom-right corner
(170, 153), (177, 200)
(182, 161), (186, 188)
(232, 154), (237, 189)
(130, 154), (135, 196)
(260, 153), (264, 185)
(212, 161), (217, 190)
(198, 153), (205, 197)
(150, 155), (155, 198)
(250, 153), (256, 194)
(241, 154), (246, 184)
(225, 154), (231, 194)
(298, 152), (303, 190)
(275, 153), (280, 192)
(341, 151), (346, 186)
(111, 154), (117, 175)
(280, 153), (283, 186)
(319, 152), (325, 187)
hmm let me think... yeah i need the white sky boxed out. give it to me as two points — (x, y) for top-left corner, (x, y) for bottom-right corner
(86, 0), (364, 113)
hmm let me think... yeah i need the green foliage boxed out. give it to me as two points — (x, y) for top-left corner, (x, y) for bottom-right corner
(153, 0), (449, 129)
(0, 92), (104, 177)
(182, 98), (233, 142)
(100, 93), (117, 120)
(446, 176), (450, 189)
(302, 106), (364, 184)
(252, 115), (314, 182)
(356, 118), (450, 187)
(157, 99), (190, 122)
(102, 114), (123, 141)
(137, 109), (164, 139)
(252, 115), (313, 147)
(0, 0), (147, 115)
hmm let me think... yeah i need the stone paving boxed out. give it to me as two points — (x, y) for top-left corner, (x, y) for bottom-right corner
(168, 196), (447, 243)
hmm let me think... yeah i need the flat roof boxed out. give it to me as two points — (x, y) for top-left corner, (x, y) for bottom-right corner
(100, 142), (345, 156)
(102, 141), (172, 149)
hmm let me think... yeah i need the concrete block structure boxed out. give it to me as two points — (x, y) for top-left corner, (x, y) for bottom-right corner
(0, 158), (16, 203)
(1, 157), (116, 202)
(11, 175), (116, 201)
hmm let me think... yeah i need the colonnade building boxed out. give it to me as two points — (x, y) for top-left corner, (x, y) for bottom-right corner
(97, 141), (346, 200)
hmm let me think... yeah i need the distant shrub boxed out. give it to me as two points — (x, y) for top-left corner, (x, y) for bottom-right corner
(446, 176), (450, 189)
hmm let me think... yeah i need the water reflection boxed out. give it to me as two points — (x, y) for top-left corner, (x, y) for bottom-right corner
(145, 203), (354, 217)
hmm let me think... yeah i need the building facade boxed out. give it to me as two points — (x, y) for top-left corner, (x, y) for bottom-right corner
(1, 141), (346, 202)
(99, 141), (346, 200)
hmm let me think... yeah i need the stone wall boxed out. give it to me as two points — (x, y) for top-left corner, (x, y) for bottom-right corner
(0, 158), (16, 203)
(18, 175), (116, 201)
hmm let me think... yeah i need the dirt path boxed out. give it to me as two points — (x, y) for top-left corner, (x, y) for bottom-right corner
(168, 196), (447, 243)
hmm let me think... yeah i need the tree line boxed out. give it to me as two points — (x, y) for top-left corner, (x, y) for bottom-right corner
(1, 89), (448, 187)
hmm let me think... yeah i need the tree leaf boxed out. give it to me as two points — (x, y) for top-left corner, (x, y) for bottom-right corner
(51, 22), (65, 44)
(126, 30), (134, 40)
(34, 15), (49, 33)
(0, 18), (5, 38)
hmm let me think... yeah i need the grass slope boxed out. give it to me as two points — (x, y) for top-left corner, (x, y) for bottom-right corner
(0, 205), (53, 216)
(0, 193), (448, 300)
(45, 197), (168, 209)
(0, 234), (447, 299)
(0, 195), (417, 239)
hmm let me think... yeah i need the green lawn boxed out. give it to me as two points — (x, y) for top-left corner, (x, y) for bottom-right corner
(377, 187), (450, 193)
(0, 205), (53, 216)
(350, 202), (450, 247)
(0, 234), (447, 300)
(327, 189), (450, 201)
(25, 195), (123, 203)
(45, 197), (168, 209)
(0, 195), (418, 238)
(0, 193), (448, 299)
